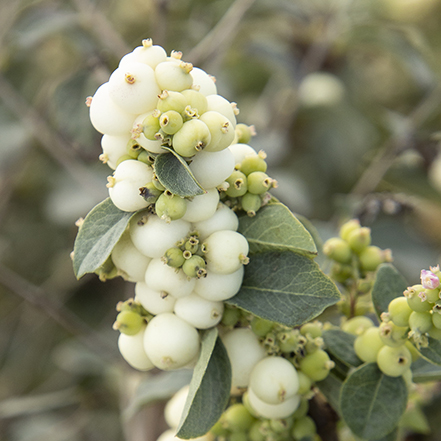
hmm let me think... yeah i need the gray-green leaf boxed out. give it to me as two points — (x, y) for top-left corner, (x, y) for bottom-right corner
(238, 202), (317, 258)
(316, 373), (343, 414)
(72, 198), (137, 279)
(371, 264), (408, 319)
(176, 328), (231, 439)
(340, 363), (408, 441)
(412, 357), (441, 382)
(417, 337), (441, 366)
(322, 329), (362, 368)
(226, 251), (341, 327)
(154, 150), (205, 197)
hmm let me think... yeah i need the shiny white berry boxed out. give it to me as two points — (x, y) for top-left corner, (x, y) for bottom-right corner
(118, 324), (154, 371)
(192, 203), (239, 241)
(135, 282), (176, 314)
(164, 385), (190, 428)
(190, 67), (217, 96)
(206, 94), (237, 128)
(143, 313), (200, 370)
(181, 188), (220, 223)
(155, 60), (193, 92)
(228, 143), (257, 166)
(119, 40), (167, 69)
(100, 134), (130, 169)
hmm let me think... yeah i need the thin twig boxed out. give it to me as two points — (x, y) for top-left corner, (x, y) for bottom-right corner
(0, 263), (116, 361)
(0, 73), (103, 198)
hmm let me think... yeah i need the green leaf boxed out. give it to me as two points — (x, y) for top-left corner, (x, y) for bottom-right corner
(316, 373), (343, 414)
(238, 202), (317, 258)
(322, 329), (362, 368)
(72, 198), (136, 278)
(417, 337), (441, 366)
(340, 363), (408, 441)
(154, 150), (205, 197)
(412, 357), (441, 382)
(176, 328), (231, 439)
(371, 264), (408, 319)
(122, 370), (192, 421)
(226, 251), (341, 327)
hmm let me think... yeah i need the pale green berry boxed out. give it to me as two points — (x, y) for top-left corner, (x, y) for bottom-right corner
(113, 310), (144, 335)
(379, 321), (408, 347)
(388, 296), (413, 327)
(119, 39), (167, 69)
(354, 326), (384, 363)
(157, 90), (187, 114)
(247, 172), (273, 195)
(163, 247), (185, 268)
(300, 322), (323, 339)
(359, 246), (391, 272)
(323, 237), (352, 264)
(155, 192), (188, 222)
(432, 311), (441, 329)
(347, 227), (371, 253)
(424, 288), (440, 303)
(291, 416), (317, 440)
(292, 398), (309, 419)
(235, 123), (256, 144)
(159, 110), (184, 135)
(298, 349), (334, 382)
(221, 306), (241, 327)
(172, 119), (211, 157)
(376, 345), (412, 377)
(240, 153), (267, 176)
(155, 60), (194, 92)
(137, 150), (156, 166)
(181, 88), (208, 117)
(182, 255), (207, 279)
(409, 311), (433, 334)
(341, 316), (374, 336)
(428, 325), (441, 339)
(199, 111), (235, 152)
(139, 181), (162, 205)
(241, 192), (262, 216)
(223, 404), (256, 432)
(206, 94), (238, 128)
(405, 285), (433, 312)
(250, 317), (274, 337)
(226, 170), (248, 197)
(296, 371), (312, 395)
(142, 112), (161, 140)
(339, 219), (361, 241)
(277, 329), (304, 353)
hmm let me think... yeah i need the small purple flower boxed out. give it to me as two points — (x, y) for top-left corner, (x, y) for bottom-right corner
(421, 269), (440, 290)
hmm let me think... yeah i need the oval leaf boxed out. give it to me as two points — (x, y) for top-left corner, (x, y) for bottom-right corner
(238, 202), (317, 258)
(154, 150), (205, 197)
(322, 329), (362, 368)
(176, 328), (231, 439)
(417, 337), (441, 366)
(226, 251), (341, 327)
(72, 198), (137, 279)
(372, 264), (408, 319)
(340, 363), (408, 441)
(411, 357), (441, 382)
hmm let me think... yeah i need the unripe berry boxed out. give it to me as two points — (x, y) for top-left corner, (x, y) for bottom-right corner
(388, 296), (413, 327)
(203, 230), (249, 275)
(423, 288), (440, 303)
(159, 110), (184, 135)
(235, 124), (256, 144)
(428, 325), (441, 339)
(163, 247), (185, 268)
(247, 172), (273, 195)
(172, 119), (211, 157)
(241, 192), (262, 217)
(155, 192), (188, 222)
(323, 237), (352, 264)
(409, 311), (433, 334)
(240, 154), (267, 176)
(118, 324), (154, 371)
(347, 227), (371, 253)
(292, 398), (309, 419)
(206, 94), (237, 128)
(157, 90), (187, 114)
(155, 60), (194, 92)
(432, 311), (441, 329)
(182, 255), (207, 279)
(226, 171), (248, 197)
(222, 404), (255, 432)
(379, 321), (408, 347)
(339, 219), (361, 241)
(143, 313), (200, 370)
(291, 416), (317, 440)
(354, 327), (384, 363)
(135, 282), (176, 315)
(277, 329), (304, 353)
(341, 316), (374, 336)
(113, 310), (144, 335)
(359, 246), (392, 272)
(194, 266), (244, 301)
(298, 349), (334, 382)
(199, 111), (235, 152)
(181, 89), (208, 117)
(250, 317), (274, 337)
(376, 345), (412, 377)
(221, 305), (241, 327)
(249, 357), (299, 405)
(300, 322), (323, 339)
(405, 285), (433, 313)
(296, 371), (312, 395)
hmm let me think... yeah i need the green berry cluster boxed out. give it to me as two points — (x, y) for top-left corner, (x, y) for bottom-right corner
(221, 150), (277, 217)
(112, 298), (151, 335)
(162, 233), (207, 278)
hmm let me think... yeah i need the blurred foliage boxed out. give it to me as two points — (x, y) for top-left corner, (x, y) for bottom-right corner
(1, 0), (441, 440)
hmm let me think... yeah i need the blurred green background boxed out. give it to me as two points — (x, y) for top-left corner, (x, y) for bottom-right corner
(1, 0), (441, 440)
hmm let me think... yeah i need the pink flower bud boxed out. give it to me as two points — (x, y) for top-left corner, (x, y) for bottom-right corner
(420, 269), (440, 290)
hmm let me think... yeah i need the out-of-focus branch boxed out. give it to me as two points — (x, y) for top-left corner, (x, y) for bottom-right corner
(0, 73), (103, 198)
(187, 0), (257, 66)
(350, 83), (441, 196)
(0, 263), (116, 361)
(71, 0), (130, 59)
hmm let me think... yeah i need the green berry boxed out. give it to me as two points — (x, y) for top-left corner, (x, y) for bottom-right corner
(235, 123), (255, 144)
(126, 139), (142, 158)
(221, 306), (241, 327)
(248, 421), (265, 441)
(223, 403), (255, 432)
(137, 150), (156, 166)
(388, 296), (413, 327)
(379, 321), (408, 347)
(347, 226), (371, 253)
(172, 119), (211, 157)
(323, 237), (352, 264)
(182, 255), (207, 278)
(229, 431), (248, 441)
(405, 285), (433, 312)
(210, 419), (229, 437)
(299, 349), (334, 382)
(157, 90), (187, 114)
(240, 153), (267, 176)
(162, 247), (185, 268)
(341, 316), (374, 336)
(297, 371), (312, 395)
(113, 310), (144, 335)
(155, 192), (187, 222)
(181, 89), (208, 117)
(247, 171), (273, 195)
(277, 329), (304, 353)
(432, 311), (441, 329)
(251, 317), (274, 337)
(354, 326), (384, 363)
(424, 288), (440, 303)
(292, 398), (309, 419)
(300, 322), (323, 339)
(291, 416), (316, 440)
(184, 236), (199, 254)
(115, 154), (133, 167)
(226, 170), (248, 197)
(376, 345), (412, 377)
(159, 110), (184, 135)
(359, 246), (391, 272)
(139, 181), (162, 205)
(409, 311), (433, 334)
(241, 192), (262, 216)
(428, 325), (441, 339)
(142, 112), (161, 140)
(339, 219), (360, 241)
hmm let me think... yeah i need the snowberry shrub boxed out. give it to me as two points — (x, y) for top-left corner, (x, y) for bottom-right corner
(72, 39), (441, 441)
